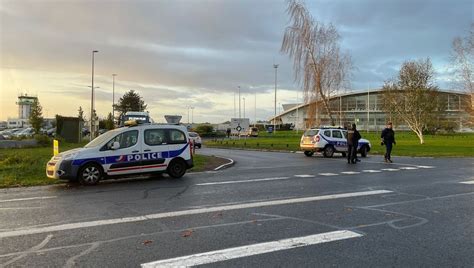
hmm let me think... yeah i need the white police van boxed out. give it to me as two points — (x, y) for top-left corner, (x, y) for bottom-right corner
(46, 121), (193, 185)
(300, 127), (371, 158)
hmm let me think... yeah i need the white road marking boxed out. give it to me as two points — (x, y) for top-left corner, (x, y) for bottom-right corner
(213, 157), (234, 171)
(141, 230), (362, 267)
(398, 167), (419, 170)
(416, 165), (435, 169)
(340, 171), (360, 175)
(0, 196), (57, 203)
(319, 173), (338, 176)
(362, 170), (382, 173)
(459, 180), (474, 185)
(294, 175), (315, 178)
(196, 177), (291, 186)
(381, 168), (400, 171)
(1, 234), (53, 266)
(0, 190), (392, 238)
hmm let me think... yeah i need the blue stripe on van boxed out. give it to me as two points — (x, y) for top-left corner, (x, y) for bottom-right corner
(72, 144), (189, 166)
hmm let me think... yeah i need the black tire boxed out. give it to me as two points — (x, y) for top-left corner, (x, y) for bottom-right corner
(304, 151), (314, 157)
(341, 152), (347, 157)
(360, 146), (368, 157)
(323, 146), (335, 158)
(78, 163), (103, 185)
(197, 144), (202, 149)
(167, 158), (187, 178)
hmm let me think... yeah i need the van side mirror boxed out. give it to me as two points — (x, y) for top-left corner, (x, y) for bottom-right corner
(110, 141), (120, 150)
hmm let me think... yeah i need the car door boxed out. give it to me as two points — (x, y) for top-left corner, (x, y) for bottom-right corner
(141, 128), (169, 173)
(103, 129), (143, 176)
(332, 130), (346, 152)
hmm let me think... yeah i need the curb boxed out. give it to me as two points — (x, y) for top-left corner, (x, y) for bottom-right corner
(213, 156), (235, 171)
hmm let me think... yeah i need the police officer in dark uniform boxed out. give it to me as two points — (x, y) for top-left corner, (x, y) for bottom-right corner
(381, 122), (396, 163)
(347, 123), (361, 164)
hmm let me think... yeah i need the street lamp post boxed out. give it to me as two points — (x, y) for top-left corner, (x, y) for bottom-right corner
(112, 74), (117, 125)
(90, 50), (98, 141)
(273, 64), (278, 132)
(191, 107), (195, 124)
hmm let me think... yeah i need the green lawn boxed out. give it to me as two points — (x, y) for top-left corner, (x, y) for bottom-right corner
(0, 143), (216, 188)
(206, 130), (474, 157)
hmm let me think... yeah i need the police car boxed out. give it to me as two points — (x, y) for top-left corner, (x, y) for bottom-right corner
(46, 121), (193, 185)
(300, 127), (371, 158)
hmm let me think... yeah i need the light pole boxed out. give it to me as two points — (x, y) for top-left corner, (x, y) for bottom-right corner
(254, 90), (257, 126)
(243, 97), (246, 118)
(187, 106), (190, 124)
(273, 64), (278, 132)
(191, 107), (195, 124)
(238, 86), (241, 122)
(90, 50), (98, 141)
(112, 74), (117, 125)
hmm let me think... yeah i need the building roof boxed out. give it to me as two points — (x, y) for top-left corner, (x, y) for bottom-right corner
(269, 88), (469, 121)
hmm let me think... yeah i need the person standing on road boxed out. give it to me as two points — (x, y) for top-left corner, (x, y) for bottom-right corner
(381, 122), (396, 163)
(347, 123), (361, 164)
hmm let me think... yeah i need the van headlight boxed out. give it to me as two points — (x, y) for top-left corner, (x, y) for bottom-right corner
(62, 152), (79, 160)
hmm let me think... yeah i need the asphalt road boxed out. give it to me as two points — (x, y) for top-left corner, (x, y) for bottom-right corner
(0, 148), (473, 267)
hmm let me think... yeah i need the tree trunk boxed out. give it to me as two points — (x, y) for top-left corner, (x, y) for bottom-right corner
(415, 129), (424, 144)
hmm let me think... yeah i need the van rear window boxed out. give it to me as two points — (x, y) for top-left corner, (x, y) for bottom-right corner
(304, 129), (319, 136)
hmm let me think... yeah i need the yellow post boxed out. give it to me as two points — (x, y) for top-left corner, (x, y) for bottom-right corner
(53, 139), (59, 156)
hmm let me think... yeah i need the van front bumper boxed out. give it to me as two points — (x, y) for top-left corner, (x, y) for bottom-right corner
(46, 159), (79, 181)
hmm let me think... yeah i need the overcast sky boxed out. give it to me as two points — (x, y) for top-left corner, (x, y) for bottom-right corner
(0, 0), (472, 123)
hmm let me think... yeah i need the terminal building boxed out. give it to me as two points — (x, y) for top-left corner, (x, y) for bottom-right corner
(270, 89), (473, 132)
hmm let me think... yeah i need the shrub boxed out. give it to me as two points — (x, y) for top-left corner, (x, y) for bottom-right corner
(34, 134), (52, 146)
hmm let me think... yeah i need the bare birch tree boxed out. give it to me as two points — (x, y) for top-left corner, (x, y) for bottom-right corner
(382, 58), (441, 144)
(281, 0), (351, 127)
(451, 23), (474, 95)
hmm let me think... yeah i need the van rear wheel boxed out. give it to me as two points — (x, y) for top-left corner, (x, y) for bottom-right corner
(304, 151), (314, 157)
(167, 159), (187, 178)
(323, 146), (335, 158)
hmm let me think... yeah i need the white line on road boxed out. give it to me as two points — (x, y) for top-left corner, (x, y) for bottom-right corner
(340, 171), (361, 175)
(0, 196), (57, 203)
(459, 180), (474, 185)
(141, 230), (362, 267)
(398, 167), (419, 170)
(319, 173), (338, 176)
(294, 175), (315, 178)
(381, 168), (400, 171)
(196, 177), (291, 186)
(416, 165), (435, 169)
(362, 170), (382, 173)
(0, 190), (392, 238)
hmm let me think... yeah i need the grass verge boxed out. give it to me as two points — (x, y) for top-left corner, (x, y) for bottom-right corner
(206, 130), (474, 157)
(0, 143), (222, 188)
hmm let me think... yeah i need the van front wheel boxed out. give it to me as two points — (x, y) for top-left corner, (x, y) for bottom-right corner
(167, 159), (187, 178)
(78, 163), (102, 185)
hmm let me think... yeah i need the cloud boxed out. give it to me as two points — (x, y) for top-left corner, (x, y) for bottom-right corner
(1, 0), (471, 122)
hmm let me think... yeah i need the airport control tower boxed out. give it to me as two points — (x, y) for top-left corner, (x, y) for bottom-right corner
(16, 94), (37, 119)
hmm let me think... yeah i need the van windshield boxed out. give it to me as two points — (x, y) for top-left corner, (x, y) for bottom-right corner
(84, 129), (122, 148)
(304, 129), (319, 136)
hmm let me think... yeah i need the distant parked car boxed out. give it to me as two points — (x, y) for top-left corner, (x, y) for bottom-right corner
(188, 132), (202, 148)
(246, 127), (259, 137)
(13, 128), (34, 138)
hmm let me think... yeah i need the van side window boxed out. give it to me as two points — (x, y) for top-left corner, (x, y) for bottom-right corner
(324, 130), (331, 137)
(145, 129), (166, 146)
(332, 130), (343, 139)
(106, 130), (138, 149)
(168, 129), (187, 144)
